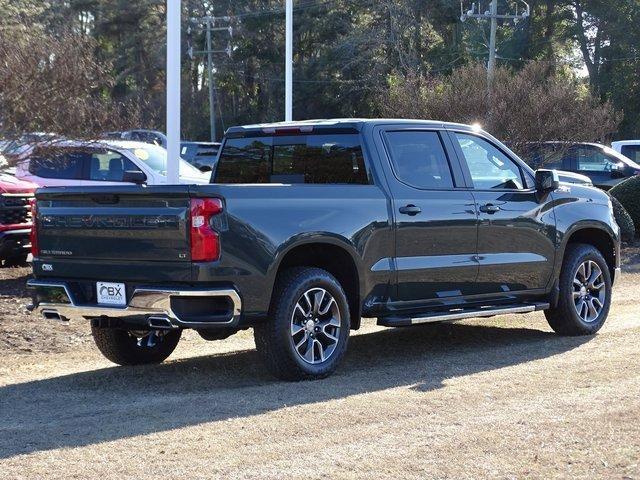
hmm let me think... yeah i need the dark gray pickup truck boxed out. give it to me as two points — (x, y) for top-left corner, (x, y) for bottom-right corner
(28, 119), (621, 380)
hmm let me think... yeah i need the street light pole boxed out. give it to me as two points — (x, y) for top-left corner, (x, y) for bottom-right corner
(285, 0), (293, 122)
(166, 0), (181, 184)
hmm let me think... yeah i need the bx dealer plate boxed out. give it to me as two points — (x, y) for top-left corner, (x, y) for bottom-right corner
(97, 282), (127, 306)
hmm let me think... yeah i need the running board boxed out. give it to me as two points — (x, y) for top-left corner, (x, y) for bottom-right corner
(378, 303), (550, 328)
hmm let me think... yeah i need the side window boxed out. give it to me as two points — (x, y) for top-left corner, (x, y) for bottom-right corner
(88, 150), (139, 182)
(455, 133), (524, 190)
(575, 147), (617, 172)
(384, 131), (454, 189)
(29, 151), (85, 180)
(530, 145), (564, 170)
(621, 145), (640, 163)
(215, 138), (272, 184)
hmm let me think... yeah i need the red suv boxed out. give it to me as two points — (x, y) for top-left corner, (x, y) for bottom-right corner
(0, 172), (36, 266)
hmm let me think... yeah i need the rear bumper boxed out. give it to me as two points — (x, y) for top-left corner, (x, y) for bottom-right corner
(0, 228), (30, 259)
(27, 279), (242, 330)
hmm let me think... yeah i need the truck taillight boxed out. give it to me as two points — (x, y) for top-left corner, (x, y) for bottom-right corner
(30, 199), (39, 258)
(190, 198), (223, 262)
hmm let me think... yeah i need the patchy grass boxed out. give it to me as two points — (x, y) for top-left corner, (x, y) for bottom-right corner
(0, 265), (639, 479)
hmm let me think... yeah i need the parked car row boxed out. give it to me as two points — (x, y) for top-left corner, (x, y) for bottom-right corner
(101, 130), (221, 173)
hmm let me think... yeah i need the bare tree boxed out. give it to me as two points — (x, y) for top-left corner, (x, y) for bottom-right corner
(0, 26), (144, 162)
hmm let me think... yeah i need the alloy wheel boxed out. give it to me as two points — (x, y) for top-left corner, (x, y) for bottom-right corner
(290, 288), (341, 365)
(572, 260), (606, 323)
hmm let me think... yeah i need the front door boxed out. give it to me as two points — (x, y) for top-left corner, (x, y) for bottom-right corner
(571, 145), (626, 190)
(450, 131), (557, 294)
(379, 128), (479, 305)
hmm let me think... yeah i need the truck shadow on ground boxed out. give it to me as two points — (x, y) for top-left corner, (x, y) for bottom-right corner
(0, 321), (591, 459)
(0, 271), (30, 296)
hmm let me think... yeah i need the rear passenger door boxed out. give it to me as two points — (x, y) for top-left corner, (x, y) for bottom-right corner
(377, 127), (479, 305)
(27, 151), (86, 187)
(450, 131), (556, 294)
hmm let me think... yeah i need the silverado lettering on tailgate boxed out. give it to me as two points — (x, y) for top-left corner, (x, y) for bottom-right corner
(41, 215), (181, 230)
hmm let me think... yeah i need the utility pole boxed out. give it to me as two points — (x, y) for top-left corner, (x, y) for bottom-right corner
(285, 0), (293, 122)
(189, 16), (233, 142)
(206, 20), (216, 142)
(487, 0), (498, 86)
(460, 1), (531, 87)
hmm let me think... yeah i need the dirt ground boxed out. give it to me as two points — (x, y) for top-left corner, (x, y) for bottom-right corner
(0, 246), (639, 479)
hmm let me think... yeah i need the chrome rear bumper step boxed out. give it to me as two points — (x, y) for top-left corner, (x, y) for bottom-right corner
(27, 280), (242, 329)
(378, 303), (550, 328)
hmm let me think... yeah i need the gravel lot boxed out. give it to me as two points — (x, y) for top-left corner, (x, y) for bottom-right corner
(0, 245), (639, 479)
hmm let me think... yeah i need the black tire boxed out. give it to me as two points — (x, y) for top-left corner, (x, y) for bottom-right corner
(91, 327), (182, 366)
(545, 243), (612, 336)
(2, 255), (28, 268)
(254, 267), (351, 381)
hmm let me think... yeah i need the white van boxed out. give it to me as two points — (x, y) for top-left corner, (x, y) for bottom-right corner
(611, 140), (640, 164)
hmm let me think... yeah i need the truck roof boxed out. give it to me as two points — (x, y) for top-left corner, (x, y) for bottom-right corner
(225, 118), (476, 136)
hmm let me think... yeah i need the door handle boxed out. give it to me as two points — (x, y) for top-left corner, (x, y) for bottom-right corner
(399, 205), (422, 216)
(479, 204), (501, 214)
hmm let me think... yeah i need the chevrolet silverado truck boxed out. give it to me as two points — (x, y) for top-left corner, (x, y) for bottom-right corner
(28, 120), (621, 381)
(0, 171), (35, 266)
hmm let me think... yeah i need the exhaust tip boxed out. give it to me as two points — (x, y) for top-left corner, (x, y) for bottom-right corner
(147, 316), (176, 330)
(42, 310), (68, 322)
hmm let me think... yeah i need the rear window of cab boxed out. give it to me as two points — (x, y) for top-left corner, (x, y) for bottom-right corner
(214, 134), (370, 185)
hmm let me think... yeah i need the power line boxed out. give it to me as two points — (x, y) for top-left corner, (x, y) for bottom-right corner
(460, 1), (531, 86)
(188, 16), (233, 142)
(207, 0), (378, 21)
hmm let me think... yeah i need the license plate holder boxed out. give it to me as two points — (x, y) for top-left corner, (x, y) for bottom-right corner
(97, 282), (127, 306)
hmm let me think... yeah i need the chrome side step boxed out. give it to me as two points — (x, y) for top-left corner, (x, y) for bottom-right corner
(378, 303), (550, 328)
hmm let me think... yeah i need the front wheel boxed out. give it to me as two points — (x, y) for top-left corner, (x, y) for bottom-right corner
(91, 327), (182, 366)
(254, 267), (351, 381)
(545, 244), (612, 336)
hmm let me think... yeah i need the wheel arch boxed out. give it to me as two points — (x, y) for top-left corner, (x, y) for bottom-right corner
(269, 236), (364, 330)
(559, 222), (619, 283)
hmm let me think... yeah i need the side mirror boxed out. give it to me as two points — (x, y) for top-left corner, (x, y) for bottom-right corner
(535, 169), (560, 192)
(122, 170), (147, 185)
(611, 163), (626, 179)
(199, 165), (213, 173)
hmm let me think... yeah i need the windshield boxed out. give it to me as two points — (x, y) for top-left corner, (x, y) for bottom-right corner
(128, 144), (206, 178)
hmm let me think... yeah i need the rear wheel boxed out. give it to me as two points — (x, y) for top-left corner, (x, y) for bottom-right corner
(545, 244), (612, 336)
(2, 255), (28, 267)
(91, 327), (182, 365)
(254, 267), (350, 381)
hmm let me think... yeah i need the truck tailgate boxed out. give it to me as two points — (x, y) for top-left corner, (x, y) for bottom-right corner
(36, 187), (192, 263)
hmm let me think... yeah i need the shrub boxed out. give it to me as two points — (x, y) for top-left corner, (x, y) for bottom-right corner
(609, 195), (636, 242)
(610, 176), (640, 237)
(380, 62), (621, 154)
